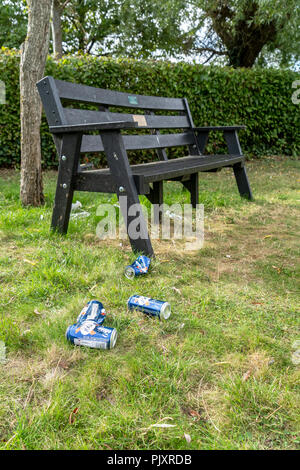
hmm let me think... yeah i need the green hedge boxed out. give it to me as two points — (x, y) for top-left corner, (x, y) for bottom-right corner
(0, 48), (299, 168)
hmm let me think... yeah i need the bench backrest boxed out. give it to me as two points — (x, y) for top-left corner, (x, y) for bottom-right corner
(37, 76), (199, 159)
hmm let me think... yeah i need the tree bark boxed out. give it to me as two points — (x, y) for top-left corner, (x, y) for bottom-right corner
(20, 0), (52, 206)
(51, 0), (63, 59)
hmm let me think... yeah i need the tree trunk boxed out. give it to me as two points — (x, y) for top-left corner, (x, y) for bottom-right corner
(51, 0), (63, 59)
(77, 0), (86, 51)
(207, 1), (278, 68)
(20, 0), (52, 206)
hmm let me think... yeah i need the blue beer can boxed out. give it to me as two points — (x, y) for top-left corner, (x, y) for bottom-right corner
(76, 300), (106, 325)
(127, 295), (171, 320)
(66, 320), (117, 350)
(124, 256), (151, 280)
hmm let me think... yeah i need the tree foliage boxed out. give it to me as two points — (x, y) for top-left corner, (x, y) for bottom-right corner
(59, 0), (187, 57)
(184, 0), (300, 67)
(0, 0), (27, 49)
(0, 0), (299, 67)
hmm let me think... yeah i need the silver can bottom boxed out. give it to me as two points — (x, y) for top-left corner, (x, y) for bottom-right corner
(109, 328), (118, 349)
(160, 302), (171, 320)
(124, 266), (135, 280)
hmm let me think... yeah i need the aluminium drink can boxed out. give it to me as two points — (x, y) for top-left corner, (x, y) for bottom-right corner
(76, 300), (106, 325)
(127, 295), (171, 320)
(124, 255), (151, 280)
(66, 320), (117, 350)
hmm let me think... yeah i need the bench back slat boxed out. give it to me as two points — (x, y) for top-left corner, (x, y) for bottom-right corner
(63, 108), (190, 130)
(55, 78), (186, 111)
(81, 132), (196, 153)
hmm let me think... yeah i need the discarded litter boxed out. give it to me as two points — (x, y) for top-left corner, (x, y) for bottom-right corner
(71, 201), (82, 212)
(165, 210), (182, 221)
(291, 350), (300, 365)
(292, 340), (300, 350)
(70, 211), (90, 220)
(66, 301), (117, 350)
(124, 255), (151, 280)
(291, 340), (300, 365)
(70, 201), (90, 219)
(127, 295), (171, 320)
(76, 300), (106, 325)
(66, 321), (117, 350)
(0, 341), (6, 364)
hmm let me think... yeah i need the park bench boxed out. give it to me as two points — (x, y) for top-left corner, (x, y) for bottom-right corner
(37, 76), (253, 257)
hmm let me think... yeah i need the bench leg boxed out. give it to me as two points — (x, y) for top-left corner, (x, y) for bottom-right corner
(224, 130), (253, 201)
(182, 173), (199, 208)
(51, 133), (82, 234)
(101, 130), (154, 257)
(146, 181), (163, 224)
(233, 163), (253, 200)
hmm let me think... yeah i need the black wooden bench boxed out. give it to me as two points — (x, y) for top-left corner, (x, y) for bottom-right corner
(37, 76), (253, 257)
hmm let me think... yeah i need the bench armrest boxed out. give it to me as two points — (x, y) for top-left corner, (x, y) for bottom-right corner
(193, 125), (246, 132)
(49, 121), (138, 134)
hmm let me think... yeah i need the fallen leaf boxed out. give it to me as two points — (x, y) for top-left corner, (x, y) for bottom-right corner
(106, 396), (116, 406)
(188, 410), (201, 420)
(23, 259), (37, 266)
(272, 265), (281, 273)
(263, 235), (272, 239)
(102, 443), (113, 450)
(69, 407), (79, 424)
(171, 286), (181, 294)
(21, 329), (31, 336)
(184, 433), (191, 444)
(242, 370), (252, 382)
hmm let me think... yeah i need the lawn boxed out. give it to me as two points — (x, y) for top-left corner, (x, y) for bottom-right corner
(0, 156), (299, 450)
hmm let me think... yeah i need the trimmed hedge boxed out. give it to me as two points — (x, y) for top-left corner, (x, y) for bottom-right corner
(0, 48), (299, 168)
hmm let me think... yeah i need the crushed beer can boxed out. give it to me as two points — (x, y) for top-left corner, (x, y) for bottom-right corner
(66, 320), (117, 350)
(124, 255), (151, 280)
(127, 295), (171, 320)
(76, 300), (106, 325)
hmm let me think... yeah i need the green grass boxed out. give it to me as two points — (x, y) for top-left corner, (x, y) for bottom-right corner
(0, 156), (299, 450)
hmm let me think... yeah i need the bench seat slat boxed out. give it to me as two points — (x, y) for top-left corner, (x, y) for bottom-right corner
(135, 154), (244, 182)
(74, 154), (244, 191)
(55, 79), (185, 111)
